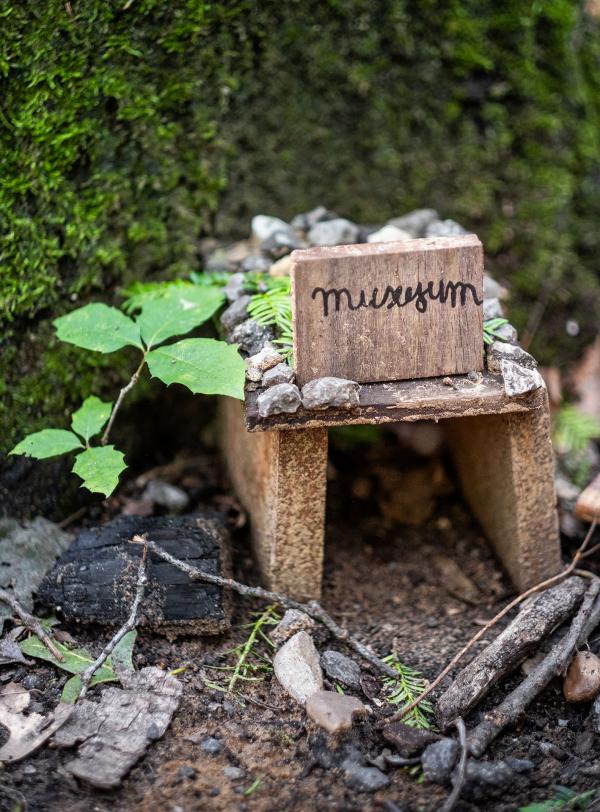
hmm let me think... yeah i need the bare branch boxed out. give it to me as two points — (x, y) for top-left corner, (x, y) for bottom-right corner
(101, 355), (146, 445)
(78, 543), (148, 699)
(130, 535), (398, 679)
(440, 718), (467, 812)
(383, 519), (598, 726)
(0, 587), (64, 662)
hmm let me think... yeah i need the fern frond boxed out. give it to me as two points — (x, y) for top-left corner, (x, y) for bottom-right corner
(554, 405), (600, 454)
(381, 654), (434, 729)
(483, 317), (509, 346)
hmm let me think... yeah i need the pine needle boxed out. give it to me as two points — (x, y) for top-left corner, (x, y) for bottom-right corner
(382, 654), (434, 729)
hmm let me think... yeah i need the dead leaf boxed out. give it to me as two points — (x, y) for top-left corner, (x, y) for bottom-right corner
(0, 638), (33, 666)
(53, 667), (182, 789)
(0, 681), (73, 763)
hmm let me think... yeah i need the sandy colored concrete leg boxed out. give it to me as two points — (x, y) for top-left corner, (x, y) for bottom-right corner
(219, 398), (328, 600)
(444, 390), (561, 591)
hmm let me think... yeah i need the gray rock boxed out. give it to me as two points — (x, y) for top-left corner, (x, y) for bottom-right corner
(483, 297), (504, 320)
(230, 319), (274, 355)
(251, 215), (294, 242)
(220, 296), (252, 333)
(425, 219), (467, 238)
(387, 209), (439, 238)
(257, 383), (301, 417)
(306, 690), (367, 734)
(260, 229), (304, 259)
(223, 766), (245, 780)
(487, 341), (537, 373)
(421, 739), (459, 785)
(291, 206), (337, 232)
(200, 736), (221, 755)
(142, 480), (189, 513)
(270, 609), (315, 646)
(501, 359), (545, 397)
(262, 363), (295, 388)
(308, 218), (359, 246)
(241, 254), (271, 274)
(320, 650), (361, 690)
(223, 272), (247, 303)
(494, 322), (518, 343)
(343, 762), (390, 793)
(483, 274), (504, 300)
(461, 758), (534, 800)
(245, 345), (283, 382)
(301, 377), (360, 410)
(591, 693), (600, 734)
(273, 631), (323, 705)
(366, 225), (412, 243)
(205, 249), (234, 273)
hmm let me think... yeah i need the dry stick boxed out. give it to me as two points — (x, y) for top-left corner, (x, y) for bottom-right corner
(468, 577), (600, 757)
(440, 718), (467, 812)
(101, 355), (146, 445)
(383, 519), (598, 726)
(0, 587), (64, 662)
(130, 536), (399, 680)
(77, 543), (148, 700)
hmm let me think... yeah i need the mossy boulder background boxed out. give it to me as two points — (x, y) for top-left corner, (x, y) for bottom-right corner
(2, 1), (600, 494)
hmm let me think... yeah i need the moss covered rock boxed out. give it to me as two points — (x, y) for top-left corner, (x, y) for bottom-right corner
(1, 1), (600, 467)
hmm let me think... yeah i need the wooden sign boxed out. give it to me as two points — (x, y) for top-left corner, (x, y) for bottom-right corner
(291, 235), (484, 386)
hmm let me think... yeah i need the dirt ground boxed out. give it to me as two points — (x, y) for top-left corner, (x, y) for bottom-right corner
(1, 427), (599, 812)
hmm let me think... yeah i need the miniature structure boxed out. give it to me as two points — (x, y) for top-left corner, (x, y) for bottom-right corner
(220, 237), (560, 601)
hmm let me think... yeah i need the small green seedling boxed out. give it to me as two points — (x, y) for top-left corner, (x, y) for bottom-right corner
(382, 653), (434, 729)
(518, 786), (597, 811)
(10, 282), (245, 497)
(483, 317), (510, 345)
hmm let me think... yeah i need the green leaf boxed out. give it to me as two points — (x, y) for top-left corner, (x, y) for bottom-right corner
(10, 428), (83, 459)
(71, 396), (113, 443)
(146, 338), (245, 399)
(136, 285), (224, 348)
(20, 631), (137, 703)
(54, 303), (142, 353)
(72, 445), (127, 496)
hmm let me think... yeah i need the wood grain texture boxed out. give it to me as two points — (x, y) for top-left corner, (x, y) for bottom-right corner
(245, 373), (535, 432)
(292, 235), (484, 386)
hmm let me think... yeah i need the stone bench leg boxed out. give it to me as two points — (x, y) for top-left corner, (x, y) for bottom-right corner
(219, 397), (328, 600)
(443, 390), (561, 591)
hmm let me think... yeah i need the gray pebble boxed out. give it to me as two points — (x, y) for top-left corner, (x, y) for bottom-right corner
(223, 765), (245, 781)
(291, 206), (337, 232)
(178, 765), (196, 780)
(501, 359), (544, 397)
(483, 297), (504, 320)
(461, 758), (534, 799)
(262, 363), (295, 388)
(425, 219), (467, 238)
(224, 272), (247, 303)
(301, 377), (360, 410)
(308, 218), (359, 246)
(486, 341), (537, 373)
(387, 209), (438, 238)
(421, 738), (459, 785)
(200, 736), (222, 755)
(321, 650), (361, 690)
(260, 230), (304, 259)
(230, 319), (274, 355)
(252, 215), (293, 242)
(494, 322), (518, 343)
(257, 383), (301, 417)
(343, 762), (390, 793)
(483, 274), (503, 299)
(221, 295), (252, 332)
(241, 254), (271, 273)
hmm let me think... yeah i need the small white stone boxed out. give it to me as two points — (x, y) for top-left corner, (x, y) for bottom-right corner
(308, 218), (359, 247)
(487, 341), (537, 373)
(257, 383), (301, 417)
(367, 225), (412, 243)
(245, 344), (283, 382)
(251, 215), (292, 242)
(483, 297), (503, 320)
(270, 609), (315, 646)
(262, 363), (295, 388)
(501, 359), (545, 397)
(273, 631), (323, 705)
(302, 377), (360, 410)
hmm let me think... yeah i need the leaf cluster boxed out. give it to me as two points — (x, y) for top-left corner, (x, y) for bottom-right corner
(247, 278), (293, 361)
(381, 653), (433, 729)
(553, 404), (600, 487)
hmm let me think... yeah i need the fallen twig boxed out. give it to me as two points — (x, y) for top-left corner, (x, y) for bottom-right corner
(468, 576), (600, 756)
(383, 520), (598, 725)
(440, 718), (467, 812)
(78, 543), (148, 699)
(130, 535), (398, 679)
(0, 587), (64, 662)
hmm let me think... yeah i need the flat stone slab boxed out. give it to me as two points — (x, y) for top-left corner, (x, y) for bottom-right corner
(38, 514), (230, 635)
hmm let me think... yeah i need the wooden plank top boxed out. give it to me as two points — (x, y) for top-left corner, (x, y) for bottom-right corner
(291, 235), (484, 387)
(244, 373), (542, 432)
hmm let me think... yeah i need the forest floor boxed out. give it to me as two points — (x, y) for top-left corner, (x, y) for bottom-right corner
(1, 428), (599, 812)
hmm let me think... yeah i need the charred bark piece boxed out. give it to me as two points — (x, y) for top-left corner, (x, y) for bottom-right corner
(436, 576), (587, 729)
(37, 514), (230, 635)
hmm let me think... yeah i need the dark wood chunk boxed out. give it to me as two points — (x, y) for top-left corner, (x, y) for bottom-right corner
(37, 513), (231, 635)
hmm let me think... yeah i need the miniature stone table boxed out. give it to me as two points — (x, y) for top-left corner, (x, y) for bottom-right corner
(220, 372), (561, 601)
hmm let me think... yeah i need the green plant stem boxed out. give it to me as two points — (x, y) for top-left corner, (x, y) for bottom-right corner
(227, 604), (277, 694)
(101, 354), (146, 445)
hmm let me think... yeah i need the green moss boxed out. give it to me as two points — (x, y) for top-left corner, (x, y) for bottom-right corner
(2, 1), (600, 454)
